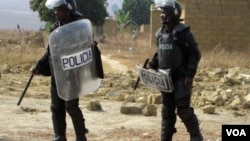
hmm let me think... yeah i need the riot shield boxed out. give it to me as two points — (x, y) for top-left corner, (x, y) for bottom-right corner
(49, 19), (101, 101)
(137, 66), (174, 92)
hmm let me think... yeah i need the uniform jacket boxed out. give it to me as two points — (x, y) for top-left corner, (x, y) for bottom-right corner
(155, 23), (201, 79)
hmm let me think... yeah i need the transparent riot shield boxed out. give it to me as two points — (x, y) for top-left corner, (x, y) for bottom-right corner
(49, 19), (101, 101)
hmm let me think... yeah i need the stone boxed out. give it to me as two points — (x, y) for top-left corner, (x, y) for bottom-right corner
(142, 104), (157, 116)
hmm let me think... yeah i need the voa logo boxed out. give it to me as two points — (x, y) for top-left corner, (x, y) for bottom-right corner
(226, 129), (246, 136)
(159, 44), (173, 50)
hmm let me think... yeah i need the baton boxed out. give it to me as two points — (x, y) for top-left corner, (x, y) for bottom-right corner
(17, 60), (42, 106)
(133, 58), (149, 90)
(17, 72), (34, 106)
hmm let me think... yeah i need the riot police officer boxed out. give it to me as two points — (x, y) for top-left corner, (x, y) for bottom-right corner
(33, 0), (88, 141)
(149, 0), (203, 141)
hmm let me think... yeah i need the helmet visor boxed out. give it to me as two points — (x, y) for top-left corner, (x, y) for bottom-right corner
(155, 0), (176, 8)
(45, 0), (65, 9)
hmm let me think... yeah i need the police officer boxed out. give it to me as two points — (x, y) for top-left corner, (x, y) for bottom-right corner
(33, 0), (88, 141)
(149, 0), (203, 141)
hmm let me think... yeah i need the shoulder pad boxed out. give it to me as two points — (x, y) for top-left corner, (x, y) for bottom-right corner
(71, 11), (84, 20)
(173, 23), (190, 34)
(155, 28), (162, 38)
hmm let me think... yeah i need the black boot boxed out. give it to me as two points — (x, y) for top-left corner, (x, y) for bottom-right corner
(52, 136), (67, 141)
(184, 115), (203, 141)
(177, 107), (203, 141)
(66, 99), (88, 141)
(71, 113), (88, 141)
(50, 86), (67, 141)
(161, 104), (177, 141)
(161, 120), (177, 141)
(71, 112), (88, 141)
(51, 104), (67, 141)
(161, 93), (177, 141)
(51, 111), (66, 140)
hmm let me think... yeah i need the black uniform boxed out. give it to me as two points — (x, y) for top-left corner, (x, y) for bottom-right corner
(151, 22), (202, 141)
(35, 14), (88, 141)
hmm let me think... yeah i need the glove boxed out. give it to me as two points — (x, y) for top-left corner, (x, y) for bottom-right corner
(32, 65), (40, 75)
(148, 57), (158, 70)
(148, 52), (158, 70)
(185, 76), (193, 88)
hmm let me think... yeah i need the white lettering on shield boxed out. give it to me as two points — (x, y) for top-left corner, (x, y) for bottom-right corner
(140, 69), (168, 89)
(61, 47), (93, 70)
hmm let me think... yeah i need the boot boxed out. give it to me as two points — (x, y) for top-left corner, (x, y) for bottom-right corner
(72, 116), (88, 141)
(183, 114), (203, 141)
(66, 101), (87, 141)
(76, 136), (87, 141)
(161, 105), (177, 141)
(51, 108), (67, 141)
(177, 107), (203, 141)
(184, 115), (203, 141)
(161, 93), (177, 141)
(161, 120), (177, 141)
(50, 86), (67, 141)
(52, 136), (67, 141)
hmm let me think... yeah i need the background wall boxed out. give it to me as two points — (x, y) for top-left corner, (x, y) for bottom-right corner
(150, 0), (250, 50)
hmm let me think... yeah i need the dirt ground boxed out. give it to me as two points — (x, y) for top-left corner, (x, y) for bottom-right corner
(0, 56), (250, 141)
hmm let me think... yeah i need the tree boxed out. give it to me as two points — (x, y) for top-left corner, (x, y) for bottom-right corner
(118, 0), (153, 27)
(115, 10), (130, 29)
(30, 0), (108, 30)
(30, 0), (54, 30)
(76, 0), (108, 26)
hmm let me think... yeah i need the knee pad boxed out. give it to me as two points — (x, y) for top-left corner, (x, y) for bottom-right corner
(177, 107), (194, 121)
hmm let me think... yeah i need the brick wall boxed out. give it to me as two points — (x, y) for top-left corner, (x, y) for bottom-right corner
(96, 19), (118, 37)
(150, 0), (250, 50)
(150, 4), (162, 48)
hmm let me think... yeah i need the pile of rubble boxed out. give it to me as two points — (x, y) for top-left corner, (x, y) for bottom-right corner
(1, 63), (250, 116)
(87, 67), (250, 116)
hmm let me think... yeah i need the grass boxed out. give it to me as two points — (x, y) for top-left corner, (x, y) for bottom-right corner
(0, 29), (250, 70)
(0, 30), (46, 66)
(99, 32), (155, 69)
(99, 32), (250, 69)
(200, 45), (250, 68)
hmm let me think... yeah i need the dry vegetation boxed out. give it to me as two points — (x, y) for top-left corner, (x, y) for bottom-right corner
(0, 29), (250, 70)
(0, 29), (250, 141)
(99, 31), (250, 69)
(0, 30), (46, 67)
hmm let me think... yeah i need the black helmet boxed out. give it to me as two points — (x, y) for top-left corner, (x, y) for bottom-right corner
(46, 0), (77, 12)
(159, 0), (182, 21)
(45, 0), (82, 16)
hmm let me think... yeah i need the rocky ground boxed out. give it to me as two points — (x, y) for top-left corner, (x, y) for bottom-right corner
(0, 55), (250, 141)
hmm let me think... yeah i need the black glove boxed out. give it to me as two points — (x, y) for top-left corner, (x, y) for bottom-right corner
(32, 64), (40, 75)
(147, 52), (158, 70)
(185, 76), (193, 88)
(147, 61), (157, 70)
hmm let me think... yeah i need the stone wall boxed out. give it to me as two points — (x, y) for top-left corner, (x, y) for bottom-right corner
(95, 19), (118, 37)
(150, 0), (250, 50)
(150, 4), (162, 48)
